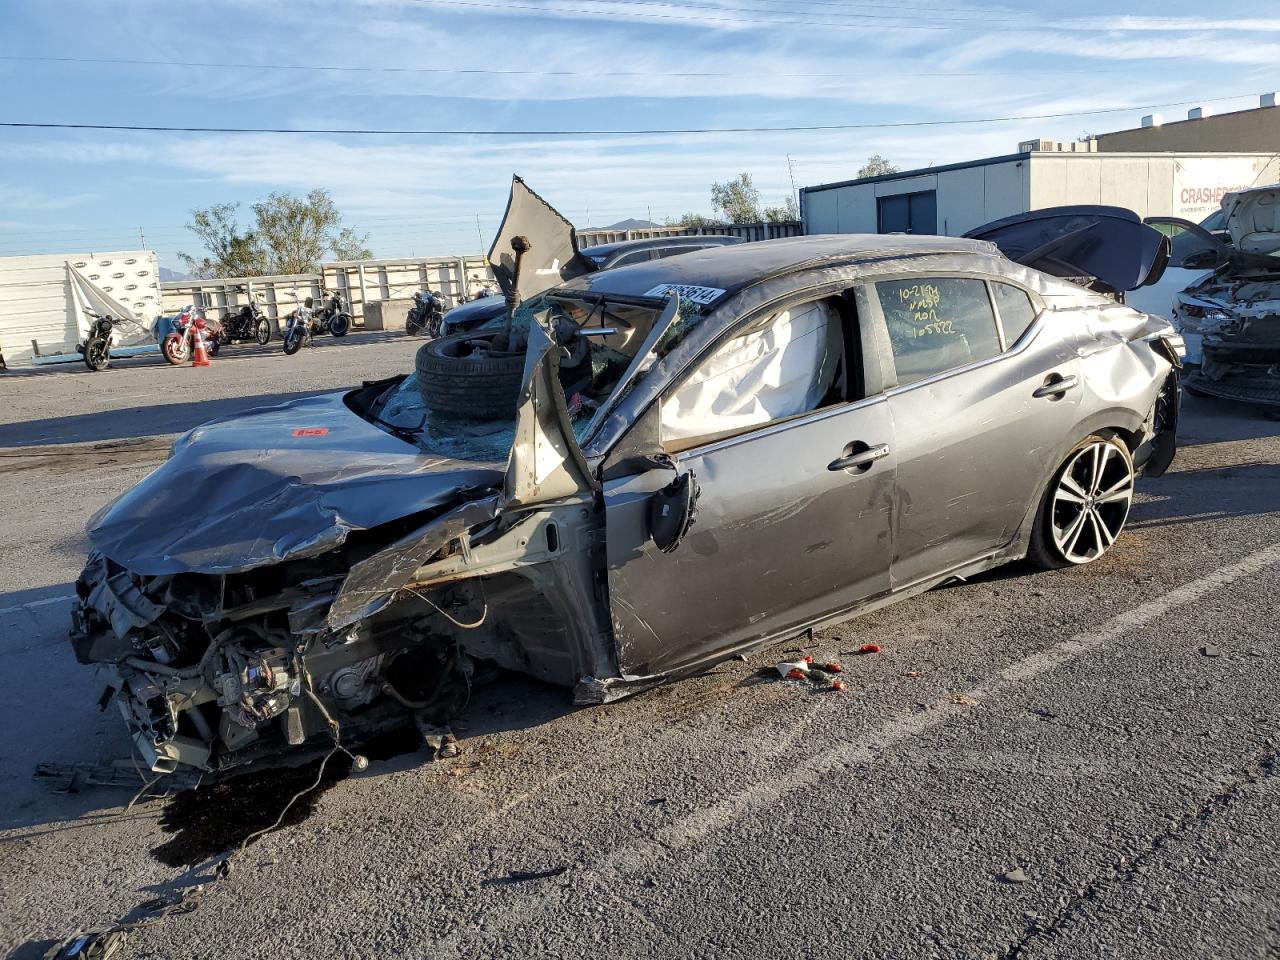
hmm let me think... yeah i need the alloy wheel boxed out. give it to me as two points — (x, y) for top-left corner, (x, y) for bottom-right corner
(1050, 440), (1133, 564)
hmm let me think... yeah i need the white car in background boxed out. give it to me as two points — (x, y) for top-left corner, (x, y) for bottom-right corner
(1127, 207), (1234, 361)
(1141, 184), (1280, 408)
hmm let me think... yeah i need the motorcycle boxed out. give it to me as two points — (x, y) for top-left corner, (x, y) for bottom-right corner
(77, 309), (117, 372)
(405, 290), (446, 337)
(282, 288), (351, 355)
(162, 305), (221, 365)
(217, 288), (272, 346)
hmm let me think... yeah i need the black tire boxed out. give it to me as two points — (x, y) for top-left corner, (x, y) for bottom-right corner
(406, 312), (425, 336)
(206, 337), (221, 357)
(163, 333), (188, 365)
(330, 313), (351, 337)
(415, 330), (527, 419)
(83, 337), (110, 371)
(283, 327), (305, 355)
(1027, 434), (1134, 570)
(255, 318), (271, 345)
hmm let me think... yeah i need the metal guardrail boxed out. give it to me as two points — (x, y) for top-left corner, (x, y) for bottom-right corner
(161, 256), (495, 329)
(576, 221), (801, 246)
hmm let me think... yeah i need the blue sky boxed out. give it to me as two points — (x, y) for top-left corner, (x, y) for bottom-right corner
(1, 0), (1277, 268)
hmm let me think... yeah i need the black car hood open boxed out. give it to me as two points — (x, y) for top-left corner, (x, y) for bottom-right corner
(964, 205), (1170, 294)
(87, 392), (504, 576)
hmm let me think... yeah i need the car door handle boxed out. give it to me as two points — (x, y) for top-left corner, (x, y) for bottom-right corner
(1032, 374), (1079, 398)
(828, 442), (890, 472)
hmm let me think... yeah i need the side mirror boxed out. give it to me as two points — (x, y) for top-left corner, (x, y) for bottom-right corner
(648, 471), (700, 553)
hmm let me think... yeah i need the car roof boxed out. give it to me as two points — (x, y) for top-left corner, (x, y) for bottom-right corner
(578, 235), (744, 259)
(559, 233), (998, 303)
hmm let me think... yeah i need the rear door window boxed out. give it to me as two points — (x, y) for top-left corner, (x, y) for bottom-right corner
(876, 277), (1001, 386)
(990, 282), (1038, 347)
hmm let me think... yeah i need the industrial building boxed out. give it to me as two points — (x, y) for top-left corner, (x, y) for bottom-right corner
(1095, 94), (1280, 153)
(801, 94), (1280, 238)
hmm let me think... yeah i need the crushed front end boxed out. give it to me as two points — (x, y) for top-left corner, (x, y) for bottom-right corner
(71, 547), (477, 775)
(1177, 276), (1280, 408)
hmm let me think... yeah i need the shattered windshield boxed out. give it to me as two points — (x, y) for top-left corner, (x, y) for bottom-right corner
(371, 293), (684, 461)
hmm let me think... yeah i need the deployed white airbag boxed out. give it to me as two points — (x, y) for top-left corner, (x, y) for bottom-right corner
(660, 300), (841, 444)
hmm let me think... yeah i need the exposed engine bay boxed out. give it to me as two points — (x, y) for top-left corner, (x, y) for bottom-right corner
(1172, 183), (1280, 408)
(71, 491), (612, 777)
(1178, 273), (1280, 407)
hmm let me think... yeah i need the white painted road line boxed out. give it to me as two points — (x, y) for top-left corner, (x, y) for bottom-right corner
(433, 540), (1280, 956)
(0, 595), (74, 617)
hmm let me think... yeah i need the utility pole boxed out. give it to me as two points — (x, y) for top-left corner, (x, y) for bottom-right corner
(786, 154), (799, 211)
(139, 225), (146, 249)
(475, 214), (485, 258)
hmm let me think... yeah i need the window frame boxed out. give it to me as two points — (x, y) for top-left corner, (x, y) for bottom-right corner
(865, 271), (1046, 393)
(987, 278), (1043, 351)
(654, 286), (884, 456)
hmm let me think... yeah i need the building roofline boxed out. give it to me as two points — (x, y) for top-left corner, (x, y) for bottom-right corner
(1098, 101), (1277, 139)
(801, 149), (1280, 196)
(800, 152), (1030, 195)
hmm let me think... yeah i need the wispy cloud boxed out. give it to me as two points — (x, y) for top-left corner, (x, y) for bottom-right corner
(0, 184), (93, 210)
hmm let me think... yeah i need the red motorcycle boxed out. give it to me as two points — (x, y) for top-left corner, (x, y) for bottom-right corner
(162, 305), (222, 365)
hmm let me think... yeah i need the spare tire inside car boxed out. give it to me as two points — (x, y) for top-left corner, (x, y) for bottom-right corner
(416, 330), (528, 419)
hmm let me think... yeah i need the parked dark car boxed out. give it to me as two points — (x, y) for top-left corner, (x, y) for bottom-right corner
(71, 195), (1180, 777)
(437, 234), (744, 337)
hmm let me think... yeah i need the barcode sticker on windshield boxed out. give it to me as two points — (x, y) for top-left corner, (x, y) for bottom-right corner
(643, 284), (725, 305)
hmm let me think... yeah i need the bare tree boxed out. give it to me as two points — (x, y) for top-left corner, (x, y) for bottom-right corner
(253, 190), (372, 274)
(665, 212), (720, 228)
(711, 173), (762, 224)
(856, 155), (900, 179)
(177, 202), (265, 279)
(762, 195), (800, 223)
(178, 190), (372, 279)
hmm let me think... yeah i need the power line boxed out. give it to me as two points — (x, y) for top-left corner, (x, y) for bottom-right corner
(406, 0), (1038, 31)
(0, 92), (1260, 138)
(412, 0), (1024, 26)
(0, 54), (1134, 80)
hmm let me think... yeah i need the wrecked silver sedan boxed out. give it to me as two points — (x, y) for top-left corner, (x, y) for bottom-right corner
(72, 201), (1182, 777)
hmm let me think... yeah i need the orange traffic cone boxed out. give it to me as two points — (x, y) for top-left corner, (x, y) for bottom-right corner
(192, 325), (212, 368)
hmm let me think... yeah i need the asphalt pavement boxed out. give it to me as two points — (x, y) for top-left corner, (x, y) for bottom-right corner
(1, 333), (1277, 959)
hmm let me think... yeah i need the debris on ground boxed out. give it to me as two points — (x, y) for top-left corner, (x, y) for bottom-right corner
(41, 885), (207, 959)
(418, 721), (461, 760)
(949, 694), (978, 706)
(903, 671), (922, 679)
(482, 865), (569, 886)
(775, 656), (847, 690)
(1001, 867), (1031, 884)
(1199, 645), (1222, 658)
(34, 761), (202, 795)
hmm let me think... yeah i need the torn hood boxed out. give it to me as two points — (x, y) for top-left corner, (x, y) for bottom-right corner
(87, 392), (505, 576)
(488, 175), (597, 303)
(1221, 183), (1280, 257)
(964, 205), (1170, 294)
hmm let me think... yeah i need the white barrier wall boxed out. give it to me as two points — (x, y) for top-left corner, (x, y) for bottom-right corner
(0, 250), (160, 365)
